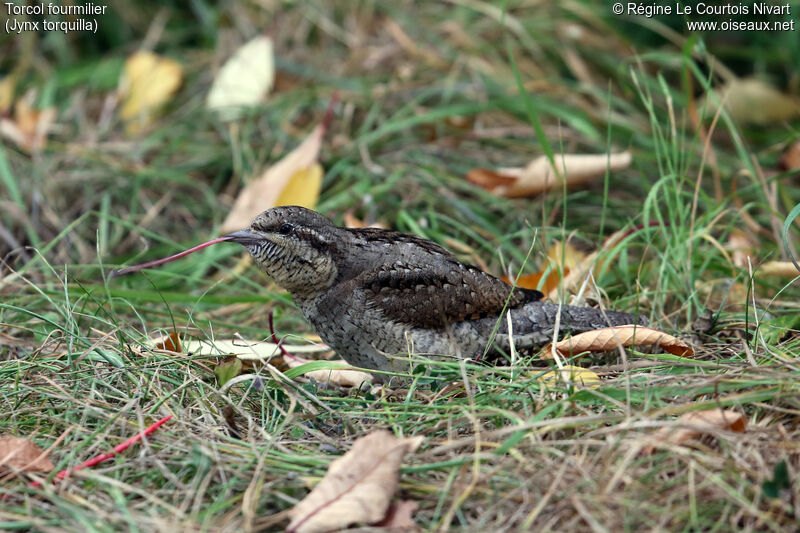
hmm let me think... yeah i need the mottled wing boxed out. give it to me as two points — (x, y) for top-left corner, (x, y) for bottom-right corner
(358, 258), (543, 329)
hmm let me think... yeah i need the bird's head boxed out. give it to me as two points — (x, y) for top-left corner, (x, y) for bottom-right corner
(224, 206), (340, 297)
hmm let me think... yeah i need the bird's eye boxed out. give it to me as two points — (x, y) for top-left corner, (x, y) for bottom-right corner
(278, 223), (294, 235)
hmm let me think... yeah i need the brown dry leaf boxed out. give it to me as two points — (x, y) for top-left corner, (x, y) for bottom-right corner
(642, 409), (746, 455)
(221, 119), (328, 233)
(0, 436), (54, 475)
(779, 141), (800, 171)
(502, 272), (552, 293)
(372, 500), (420, 530)
(712, 78), (800, 126)
(544, 326), (693, 359)
(119, 51), (183, 133)
(468, 151), (632, 198)
(0, 92), (56, 152)
(502, 241), (585, 294)
(286, 430), (424, 533)
(343, 211), (388, 230)
(547, 227), (630, 299)
(760, 261), (800, 278)
(726, 229), (756, 269)
(154, 331), (182, 352)
(286, 356), (372, 388)
(695, 279), (749, 309)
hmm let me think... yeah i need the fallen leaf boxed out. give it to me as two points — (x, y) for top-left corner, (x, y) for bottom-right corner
(0, 436), (54, 475)
(711, 78), (800, 126)
(0, 75), (15, 113)
(155, 331), (182, 352)
(0, 91), (56, 152)
(694, 279), (749, 309)
(779, 141), (800, 171)
(372, 500), (420, 530)
(215, 356), (243, 387)
(726, 229), (756, 269)
(220, 106), (332, 233)
(468, 151), (632, 197)
(273, 164), (324, 210)
(286, 430), (424, 533)
(544, 326), (693, 359)
(642, 409), (746, 455)
(145, 333), (327, 360)
(760, 261), (800, 277)
(343, 211), (388, 230)
(537, 365), (601, 389)
(286, 356), (372, 388)
(206, 35), (275, 120)
(118, 51), (183, 133)
(547, 226), (631, 299)
(465, 168), (516, 190)
(504, 240), (586, 294)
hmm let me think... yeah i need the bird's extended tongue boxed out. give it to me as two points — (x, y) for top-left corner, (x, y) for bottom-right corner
(109, 235), (235, 278)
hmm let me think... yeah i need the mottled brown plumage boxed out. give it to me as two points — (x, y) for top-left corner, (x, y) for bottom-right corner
(225, 206), (642, 378)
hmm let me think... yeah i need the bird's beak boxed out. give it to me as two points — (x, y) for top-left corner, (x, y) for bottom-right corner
(223, 229), (263, 246)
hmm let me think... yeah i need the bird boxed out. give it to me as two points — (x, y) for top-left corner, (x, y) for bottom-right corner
(222, 206), (644, 379)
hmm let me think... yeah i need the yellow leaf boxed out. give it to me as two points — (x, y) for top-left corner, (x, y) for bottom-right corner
(274, 163), (323, 209)
(537, 365), (601, 389)
(221, 119), (327, 233)
(206, 36), (274, 120)
(119, 51), (183, 132)
(0, 75), (15, 113)
(711, 78), (800, 126)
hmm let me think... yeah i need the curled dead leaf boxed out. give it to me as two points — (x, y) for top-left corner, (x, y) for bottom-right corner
(0, 436), (54, 475)
(711, 78), (800, 126)
(286, 430), (424, 533)
(642, 409), (746, 455)
(0, 91), (56, 152)
(544, 326), (693, 359)
(145, 332), (327, 360)
(779, 141), (800, 171)
(468, 152), (631, 198)
(504, 240), (585, 294)
(760, 261), (800, 278)
(546, 226), (632, 299)
(372, 500), (420, 531)
(286, 356), (372, 388)
(154, 331), (182, 352)
(220, 108), (331, 233)
(726, 229), (756, 269)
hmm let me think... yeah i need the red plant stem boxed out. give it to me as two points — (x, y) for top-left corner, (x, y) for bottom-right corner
(29, 414), (173, 487)
(109, 237), (233, 278)
(268, 311), (300, 362)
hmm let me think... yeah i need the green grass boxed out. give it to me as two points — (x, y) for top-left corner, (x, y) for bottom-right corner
(2, 1), (800, 531)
